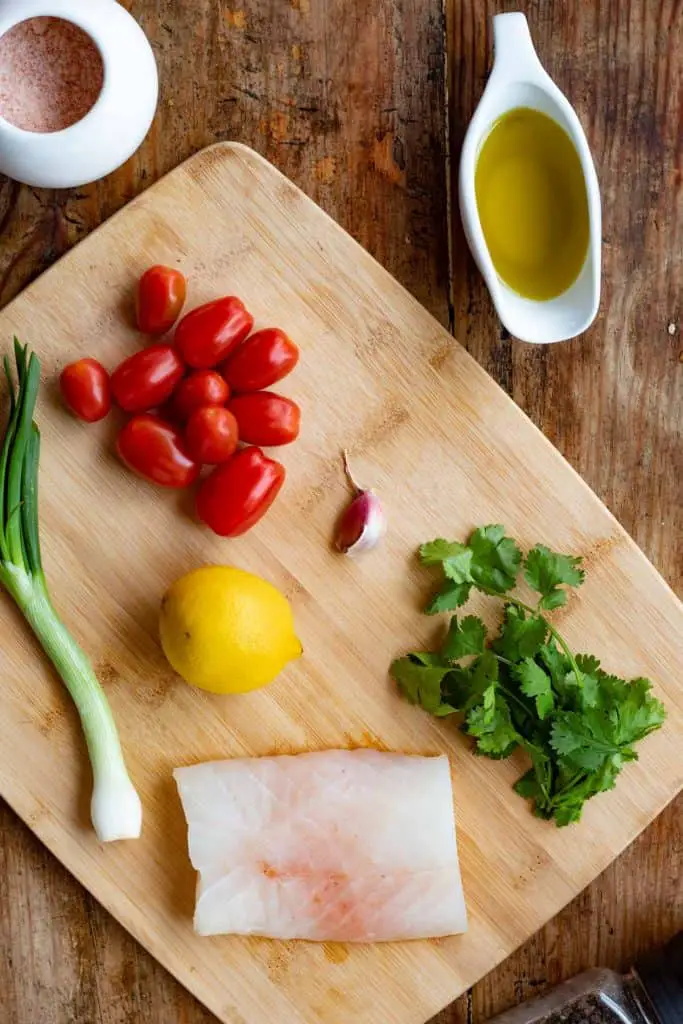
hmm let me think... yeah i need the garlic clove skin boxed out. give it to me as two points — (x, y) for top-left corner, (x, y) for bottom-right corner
(335, 489), (386, 556)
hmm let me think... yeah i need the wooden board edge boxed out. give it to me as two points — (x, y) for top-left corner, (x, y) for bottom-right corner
(1, 141), (682, 1024)
(4, 141), (681, 616)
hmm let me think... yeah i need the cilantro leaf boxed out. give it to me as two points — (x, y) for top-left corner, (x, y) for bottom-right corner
(514, 743), (554, 815)
(538, 641), (569, 682)
(396, 525), (667, 827)
(465, 697), (520, 759)
(460, 652), (521, 758)
(612, 677), (666, 744)
(534, 692), (555, 722)
(467, 525), (522, 593)
(471, 648), (499, 688)
(425, 581), (472, 615)
(442, 615), (487, 661)
(494, 605), (547, 661)
(576, 654), (601, 674)
(420, 539), (474, 611)
(420, 525), (522, 602)
(572, 670), (666, 742)
(408, 651), (447, 667)
(482, 682), (496, 721)
(420, 539), (467, 565)
(524, 544), (585, 610)
(431, 704), (459, 719)
(579, 672), (600, 709)
(390, 657), (457, 716)
(420, 540), (473, 584)
(553, 800), (584, 827)
(538, 641), (574, 702)
(514, 769), (543, 801)
(593, 756), (623, 794)
(514, 766), (555, 818)
(551, 757), (624, 825)
(455, 653), (497, 713)
(593, 671), (631, 707)
(514, 658), (555, 720)
(441, 666), (479, 711)
(562, 655), (602, 709)
(550, 710), (628, 771)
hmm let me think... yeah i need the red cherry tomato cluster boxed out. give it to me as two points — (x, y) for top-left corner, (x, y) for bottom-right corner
(59, 265), (301, 537)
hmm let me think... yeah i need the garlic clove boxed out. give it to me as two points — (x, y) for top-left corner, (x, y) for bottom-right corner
(336, 488), (386, 555)
(335, 450), (386, 555)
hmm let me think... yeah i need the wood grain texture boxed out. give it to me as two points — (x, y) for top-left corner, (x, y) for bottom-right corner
(0, 0), (448, 320)
(447, 0), (682, 572)
(438, 1), (683, 1020)
(0, 142), (682, 1024)
(0, 2), (680, 1024)
(1, 4), (447, 1016)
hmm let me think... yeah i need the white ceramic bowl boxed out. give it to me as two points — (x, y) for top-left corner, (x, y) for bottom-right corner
(459, 13), (602, 344)
(0, 0), (158, 188)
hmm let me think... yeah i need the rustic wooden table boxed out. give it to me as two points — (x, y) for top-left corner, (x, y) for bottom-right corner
(0, 1), (680, 1021)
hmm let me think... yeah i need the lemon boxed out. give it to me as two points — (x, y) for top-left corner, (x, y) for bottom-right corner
(159, 566), (302, 694)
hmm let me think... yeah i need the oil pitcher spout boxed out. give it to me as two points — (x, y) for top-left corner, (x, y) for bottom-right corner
(490, 12), (545, 83)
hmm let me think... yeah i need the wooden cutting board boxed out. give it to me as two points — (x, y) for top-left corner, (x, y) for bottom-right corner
(0, 143), (681, 1024)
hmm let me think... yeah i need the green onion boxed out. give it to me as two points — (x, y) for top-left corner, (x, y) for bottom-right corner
(1, 340), (141, 841)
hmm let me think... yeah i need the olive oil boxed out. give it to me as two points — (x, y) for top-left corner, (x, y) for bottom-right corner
(475, 107), (590, 301)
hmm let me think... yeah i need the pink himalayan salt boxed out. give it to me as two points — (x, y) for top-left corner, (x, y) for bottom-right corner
(0, 17), (103, 133)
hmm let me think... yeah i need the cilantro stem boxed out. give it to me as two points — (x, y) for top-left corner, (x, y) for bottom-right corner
(406, 526), (667, 826)
(480, 587), (584, 687)
(497, 681), (532, 720)
(543, 624), (584, 686)
(493, 653), (514, 667)
(552, 770), (588, 799)
(489, 655), (534, 718)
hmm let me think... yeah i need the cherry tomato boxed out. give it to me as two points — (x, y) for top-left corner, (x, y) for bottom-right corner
(116, 415), (200, 488)
(111, 345), (185, 413)
(59, 358), (111, 423)
(173, 370), (230, 421)
(222, 328), (299, 392)
(185, 406), (239, 464)
(136, 265), (187, 335)
(228, 392), (301, 446)
(174, 297), (253, 369)
(196, 447), (285, 536)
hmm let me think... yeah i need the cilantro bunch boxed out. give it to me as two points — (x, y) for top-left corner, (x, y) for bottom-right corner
(391, 526), (666, 826)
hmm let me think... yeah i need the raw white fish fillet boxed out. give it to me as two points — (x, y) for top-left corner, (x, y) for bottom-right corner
(174, 749), (467, 942)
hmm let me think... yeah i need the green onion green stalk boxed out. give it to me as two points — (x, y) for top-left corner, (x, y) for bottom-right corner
(1, 340), (141, 842)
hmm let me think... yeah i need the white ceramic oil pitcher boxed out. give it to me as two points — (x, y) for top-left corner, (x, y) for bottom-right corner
(459, 12), (601, 344)
(0, 0), (158, 188)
